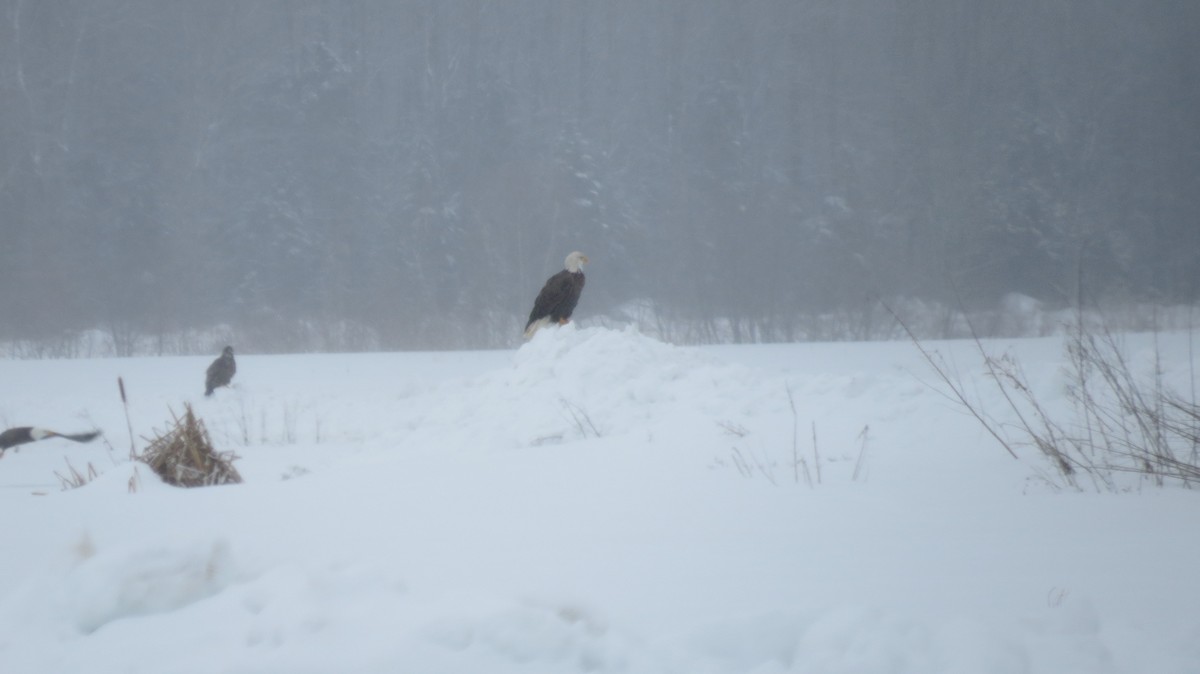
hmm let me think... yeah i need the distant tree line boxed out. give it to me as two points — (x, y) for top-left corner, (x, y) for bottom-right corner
(1, 1), (1196, 353)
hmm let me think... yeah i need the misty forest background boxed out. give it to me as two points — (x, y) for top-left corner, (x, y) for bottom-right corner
(1, 1), (1197, 355)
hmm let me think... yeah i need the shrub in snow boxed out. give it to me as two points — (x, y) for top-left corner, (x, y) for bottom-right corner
(893, 299), (1200, 490)
(139, 404), (242, 487)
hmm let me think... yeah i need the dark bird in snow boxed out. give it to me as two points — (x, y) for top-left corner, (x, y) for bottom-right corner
(0, 426), (101, 457)
(205, 345), (237, 396)
(524, 251), (588, 339)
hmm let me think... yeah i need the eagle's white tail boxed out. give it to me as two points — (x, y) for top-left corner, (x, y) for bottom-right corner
(523, 316), (553, 339)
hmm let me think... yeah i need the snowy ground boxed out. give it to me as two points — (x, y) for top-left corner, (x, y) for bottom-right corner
(0, 325), (1197, 673)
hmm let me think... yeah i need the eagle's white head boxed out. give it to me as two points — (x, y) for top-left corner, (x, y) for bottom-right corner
(564, 251), (589, 273)
(29, 428), (56, 441)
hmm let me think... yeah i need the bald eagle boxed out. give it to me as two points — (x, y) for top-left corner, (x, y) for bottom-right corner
(524, 251), (588, 338)
(0, 426), (101, 457)
(205, 346), (237, 396)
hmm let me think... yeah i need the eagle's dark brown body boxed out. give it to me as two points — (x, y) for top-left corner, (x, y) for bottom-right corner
(526, 269), (586, 331)
(524, 252), (588, 338)
(205, 346), (237, 396)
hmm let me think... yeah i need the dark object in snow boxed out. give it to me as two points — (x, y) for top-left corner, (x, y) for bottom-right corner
(140, 404), (241, 487)
(205, 345), (237, 396)
(524, 251), (588, 339)
(0, 426), (101, 457)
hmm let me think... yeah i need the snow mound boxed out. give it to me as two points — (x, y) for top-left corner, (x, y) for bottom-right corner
(392, 325), (784, 451)
(65, 538), (236, 634)
(0, 537), (237, 641)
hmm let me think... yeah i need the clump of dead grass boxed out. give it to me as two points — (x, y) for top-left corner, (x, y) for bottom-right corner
(140, 403), (242, 487)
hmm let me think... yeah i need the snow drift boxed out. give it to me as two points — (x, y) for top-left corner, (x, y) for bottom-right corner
(1, 326), (1198, 673)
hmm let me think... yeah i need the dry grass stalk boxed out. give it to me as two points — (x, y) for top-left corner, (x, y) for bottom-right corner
(55, 458), (99, 491)
(888, 293), (1200, 491)
(140, 404), (242, 487)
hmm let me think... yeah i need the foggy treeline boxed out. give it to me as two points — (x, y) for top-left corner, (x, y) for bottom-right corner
(1, 1), (1197, 354)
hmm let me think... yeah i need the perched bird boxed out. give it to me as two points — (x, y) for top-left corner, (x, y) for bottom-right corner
(205, 345), (237, 396)
(524, 251), (589, 339)
(0, 426), (101, 457)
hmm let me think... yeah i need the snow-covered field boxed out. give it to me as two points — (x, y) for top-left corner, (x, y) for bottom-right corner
(1, 325), (1197, 673)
